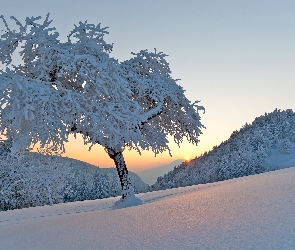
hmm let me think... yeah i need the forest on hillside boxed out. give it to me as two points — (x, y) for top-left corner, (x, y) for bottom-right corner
(152, 109), (295, 190)
(0, 140), (148, 211)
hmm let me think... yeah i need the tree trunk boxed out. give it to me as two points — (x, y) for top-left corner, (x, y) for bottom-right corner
(107, 148), (134, 200)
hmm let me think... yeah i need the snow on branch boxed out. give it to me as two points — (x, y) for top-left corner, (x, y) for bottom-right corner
(0, 14), (204, 158)
(67, 21), (113, 52)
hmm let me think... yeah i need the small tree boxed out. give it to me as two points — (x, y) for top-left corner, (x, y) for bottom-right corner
(0, 15), (204, 204)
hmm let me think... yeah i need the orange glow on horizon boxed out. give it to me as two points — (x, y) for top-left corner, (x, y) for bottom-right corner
(61, 134), (208, 172)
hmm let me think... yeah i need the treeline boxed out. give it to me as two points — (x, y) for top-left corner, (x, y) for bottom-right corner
(152, 109), (295, 190)
(0, 141), (148, 211)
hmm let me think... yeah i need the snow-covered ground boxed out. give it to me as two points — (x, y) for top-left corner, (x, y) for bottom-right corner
(1, 167), (295, 250)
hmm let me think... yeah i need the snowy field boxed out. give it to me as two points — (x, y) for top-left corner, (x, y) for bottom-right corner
(1, 167), (295, 250)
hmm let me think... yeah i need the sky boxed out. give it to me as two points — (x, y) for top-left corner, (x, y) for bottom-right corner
(1, 0), (295, 171)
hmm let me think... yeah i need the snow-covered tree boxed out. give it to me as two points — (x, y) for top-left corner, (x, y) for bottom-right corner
(0, 15), (204, 203)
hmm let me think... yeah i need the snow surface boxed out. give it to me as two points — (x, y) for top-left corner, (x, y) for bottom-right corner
(113, 195), (143, 209)
(1, 167), (295, 249)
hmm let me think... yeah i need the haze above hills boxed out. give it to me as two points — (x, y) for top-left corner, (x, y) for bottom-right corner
(134, 159), (183, 185)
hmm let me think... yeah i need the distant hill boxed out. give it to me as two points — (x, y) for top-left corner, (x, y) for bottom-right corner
(135, 159), (183, 185)
(152, 109), (295, 191)
(0, 142), (148, 211)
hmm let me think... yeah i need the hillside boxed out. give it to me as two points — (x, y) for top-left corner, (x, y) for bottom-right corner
(152, 109), (295, 190)
(0, 143), (148, 211)
(1, 166), (295, 249)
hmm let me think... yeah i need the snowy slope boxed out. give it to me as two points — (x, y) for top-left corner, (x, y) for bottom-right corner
(1, 167), (295, 249)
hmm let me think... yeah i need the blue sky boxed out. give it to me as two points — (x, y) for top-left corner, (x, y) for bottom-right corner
(1, 1), (295, 170)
